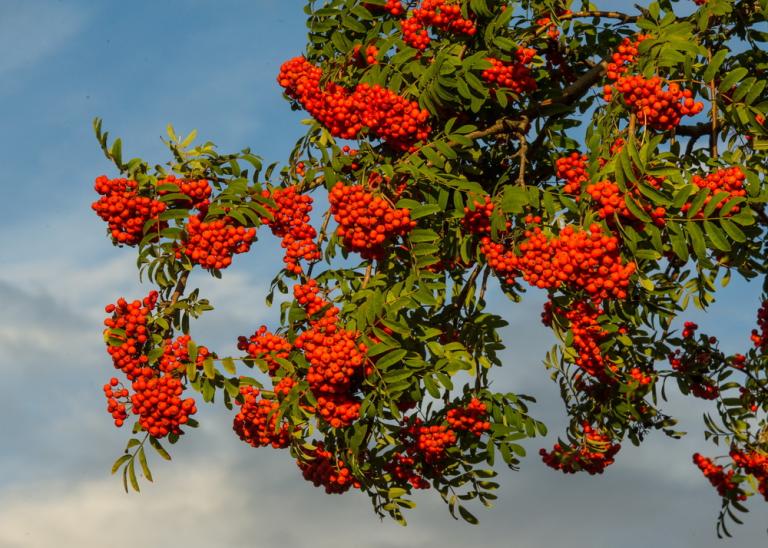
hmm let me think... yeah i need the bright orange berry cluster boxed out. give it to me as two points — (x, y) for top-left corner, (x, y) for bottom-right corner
(446, 398), (491, 436)
(298, 443), (359, 494)
(604, 75), (704, 131)
(481, 49), (537, 95)
(92, 176), (166, 245)
(584, 180), (666, 226)
(176, 215), (256, 269)
(682, 166), (747, 218)
(555, 152), (589, 194)
(515, 224), (636, 300)
(262, 185), (321, 274)
(130, 371), (197, 439)
(401, 0), (477, 51)
(103, 377), (129, 427)
(278, 56), (431, 150)
(693, 453), (746, 500)
(233, 385), (291, 449)
(159, 334), (211, 373)
(411, 423), (457, 465)
(479, 237), (518, 285)
(157, 175), (211, 210)
(730, 449), (768, 501)
(103, 291), (159, 381)
(328, 182), (416, 260)
(353, 44), (379, 65)
(238, 326), (292, 375)
(540, 424), (621, 474)
(364, 0), (404, 16)
(605, 34), (651, 81)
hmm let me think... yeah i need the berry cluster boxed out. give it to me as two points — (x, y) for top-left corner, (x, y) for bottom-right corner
(584, 180), (666, 226)
(462, 195), (496, 235)
(328, 182), (416, 260)
(446, 398), (491, 436)
(401, 0), (477, 51)
(543, 300), (612, 379)
(157, 175), (211, 210)
(364, 0), (404, 16)
(238, 326), (292, 375)
(130, 371), (197, 439)
(103, 291), (159, 381)
(233, 385), (291, 449)
(730, 448), (768, 501)
(540, 424), (621, 474)
(750, 300), (768, 349)
(682, 166), (747, 218)
(413, 424), (457, 465)
(605, 34), (651, 81)
(385, 452), (430, 489)
(92, 176), (166, 245)
(604, 75), (704, 131)
(555, 152), (589, 194)
(481, 49), (538, 95)
(177, 215), (256, 269)
(485, 223), (636, 300)
(103, 377), (129, 427)
(479, 237), (518, 285)
(262, 185), (321, 274)
(693, 453), (746, 500)
(353, 44), (379, 65)
(159, 334), (211, 374)
(669, 323), (720, 400)
(278, 56), (431, 150)
(298, 443), (359, 494)
(293, 284), (368, 428)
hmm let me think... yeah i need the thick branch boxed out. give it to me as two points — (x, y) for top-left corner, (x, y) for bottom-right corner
(169, 269), (190, 309)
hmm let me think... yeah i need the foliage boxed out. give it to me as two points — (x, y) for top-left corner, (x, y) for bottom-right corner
(92, 0), (768, 536)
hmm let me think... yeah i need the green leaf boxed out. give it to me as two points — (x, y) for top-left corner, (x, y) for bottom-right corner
(138, 447), (153, 482)
(111, 454), (131, 475)
(149, 436), (172, 460)
(221, 357), (237, 375)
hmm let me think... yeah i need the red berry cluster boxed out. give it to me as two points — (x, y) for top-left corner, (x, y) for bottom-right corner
(159, 334), (211, 373)
(233, 385), (291, 449)
(385, 452), (430, 489)
(543, 300), (613, 379)
(555, 152), (589, 194)
(401, 0), (477, 51)
(510, 223), (636, 300)
(103, 291), (159, 381)
(328, 182), (416, 260)
(277, 56), (431, 150)
(92, 176), (166, 245)
(103, 377), (129, 427)
(682, 166), (747, 218)
(584, 180), (667, 226)
(604, 76), (704, 131)
(177, 215), (256, 269)
(413, 424), (457, 465)
(730, 448), (768, 501)
(605, 34), (651, 81)
(540, 423), (621, 474)
(293, 284), (368, 428)
(294, 279), (332, 316)
(157, 175), (211, 210)
(750, 300), (768, 349)
(130, 371), (197, 438)
(693, 453), (746, 500)
(478, 238), (518, 285)
(262, 185), (321, 274)
(353, 44), (379, 65)
(298, 443), (359, 494)
(462, 195), (496, 235)
(364, 0), (404, 16)
(669, 323), (720, 400)
(237, 326), (292, 375)
(446, 398), (491, 436)
(481, 49), (538, 95)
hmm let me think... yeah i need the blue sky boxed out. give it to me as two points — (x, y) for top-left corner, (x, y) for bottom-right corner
(0, 1), (765, 546)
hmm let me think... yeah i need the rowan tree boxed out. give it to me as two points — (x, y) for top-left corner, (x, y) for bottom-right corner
(92, 0), (768, 536)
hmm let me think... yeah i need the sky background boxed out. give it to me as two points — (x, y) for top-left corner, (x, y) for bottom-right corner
(0, 1), (766, 546)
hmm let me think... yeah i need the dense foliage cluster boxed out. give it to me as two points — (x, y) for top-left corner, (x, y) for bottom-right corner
(92, 0), (768, 536)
